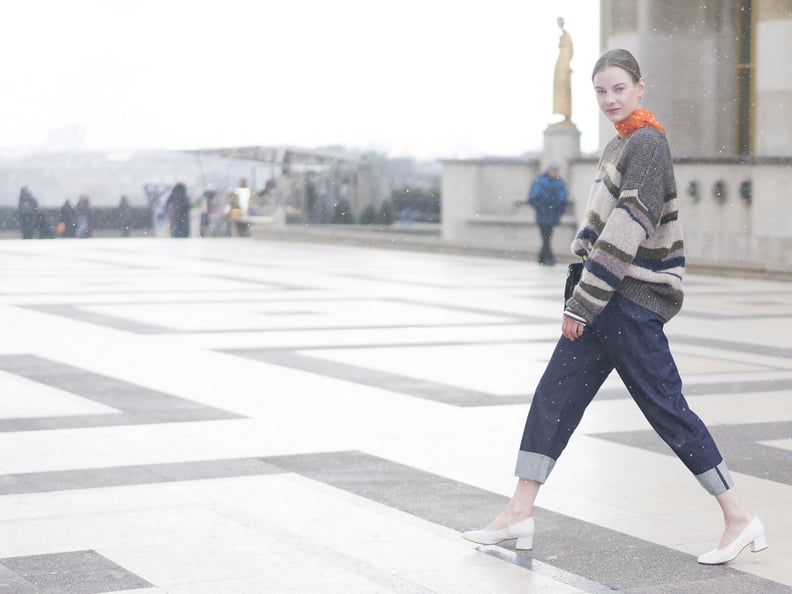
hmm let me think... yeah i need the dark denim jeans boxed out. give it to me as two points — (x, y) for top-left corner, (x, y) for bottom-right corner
(515, 292), (733, 495)
(538, 224), (555, 266)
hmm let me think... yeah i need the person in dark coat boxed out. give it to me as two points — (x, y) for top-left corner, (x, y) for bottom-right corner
(527, 163), (569, 266)
(35, 209), (55, 238)
(118, 195), (132, 237)
(17, 187), (38, 239)
(75, 195), (93, 238)
(58, 199), (77, 238)
(165, 183), (191, 238)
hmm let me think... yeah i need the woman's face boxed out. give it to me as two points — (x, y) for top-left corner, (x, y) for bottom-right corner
(593, 66), (645, 122)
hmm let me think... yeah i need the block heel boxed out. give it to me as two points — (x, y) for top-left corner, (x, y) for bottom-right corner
(515, 535), (534, 550)
(752, 533), (768, 553)
(462, 516), (535, 549)
(697, 517), (767, 564)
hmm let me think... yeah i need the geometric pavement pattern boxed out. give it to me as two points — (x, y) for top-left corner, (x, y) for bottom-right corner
(0, 237), (789, 593)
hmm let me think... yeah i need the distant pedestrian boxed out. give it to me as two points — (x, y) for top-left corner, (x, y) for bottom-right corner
(76, 195), (93, 238)
(35, 209), (55, 239)
(527, 163), (568, 266)
(58, 199), (77, 238)
(17, 187), (38, 239)
(200, 189), (218, 237)
(165, 183), (191, 238)
(118, 195), (132, 237)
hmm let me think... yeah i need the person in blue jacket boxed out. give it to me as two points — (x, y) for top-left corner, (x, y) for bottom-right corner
(527, 163), (568, 266)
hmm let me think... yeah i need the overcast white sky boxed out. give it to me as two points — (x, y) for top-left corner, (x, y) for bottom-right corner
(2, 0), (601, 159)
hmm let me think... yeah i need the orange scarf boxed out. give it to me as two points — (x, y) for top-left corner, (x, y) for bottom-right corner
(614, 108), (665, 138)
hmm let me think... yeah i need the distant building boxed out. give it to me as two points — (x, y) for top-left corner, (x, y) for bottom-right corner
(0, 150), (278, 207)
(192, 146), (440, 224)
(192, 146), (371, 224)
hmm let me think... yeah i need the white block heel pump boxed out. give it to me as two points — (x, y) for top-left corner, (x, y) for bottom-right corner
(697, 516), (767, 565)
(462, 517), (535, 550)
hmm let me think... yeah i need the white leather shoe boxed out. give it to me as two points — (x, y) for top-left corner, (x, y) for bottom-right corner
(462, 517), (535, 550)
(697, 516), (767, 565)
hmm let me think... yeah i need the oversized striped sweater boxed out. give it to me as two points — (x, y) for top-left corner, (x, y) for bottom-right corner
(564, 125), (685, 325)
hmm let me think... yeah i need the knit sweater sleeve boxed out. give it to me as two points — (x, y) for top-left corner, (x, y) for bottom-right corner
(565, 129), (671, 323)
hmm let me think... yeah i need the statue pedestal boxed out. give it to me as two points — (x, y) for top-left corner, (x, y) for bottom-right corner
(543, 122), (581, 176)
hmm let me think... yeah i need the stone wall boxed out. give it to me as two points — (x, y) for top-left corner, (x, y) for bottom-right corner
(676, 159), (792, 272)
(441, 156), (792, 274)
(441, 157), (589, 261)
(441, 157), (539, 242)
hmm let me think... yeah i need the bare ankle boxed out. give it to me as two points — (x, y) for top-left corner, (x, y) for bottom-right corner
(505, 503), (531, 521)
(725, 510), (753, 525)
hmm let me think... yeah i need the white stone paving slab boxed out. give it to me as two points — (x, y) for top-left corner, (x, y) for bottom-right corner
(0, 238), (789, 592)
(0, 371), (118, 419)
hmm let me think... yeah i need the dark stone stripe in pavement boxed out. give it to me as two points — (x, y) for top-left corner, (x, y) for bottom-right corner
(478, 548), (624, 594)
(208, 273), (314, 290)
(672, 335), (792, 360)
(596, 378), (792, 400)
(22, 302), (531, 335)
(0, 451), (785, 593)
(593, 421), (792, 487)
(0, 408), (240, 433)
(23, 296), (792, 374)
(683, 312), (792, 320)
(0, 458), (283, 496)
(388, 297), (550, 323)
(263, 450), (790, 594)
(23, 304), (172, 334)
(336, 272), (552, 291)
(225, 347), (792, 408)
(0, 549), (151, 593)
(0, 354), (243, 432)
(226, 348), (504, 406)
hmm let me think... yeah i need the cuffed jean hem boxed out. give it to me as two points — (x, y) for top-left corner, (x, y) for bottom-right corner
(695, 460), (734, 496)
(514, 450), (555, 483)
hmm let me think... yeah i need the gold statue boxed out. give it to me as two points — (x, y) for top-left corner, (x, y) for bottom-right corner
(553, 17), (573, 123)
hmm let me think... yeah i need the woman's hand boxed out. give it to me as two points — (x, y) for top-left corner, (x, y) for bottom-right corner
(562, 315), (585, 341)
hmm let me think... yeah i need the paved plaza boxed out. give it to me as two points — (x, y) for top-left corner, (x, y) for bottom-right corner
(0, 237), (789, 593)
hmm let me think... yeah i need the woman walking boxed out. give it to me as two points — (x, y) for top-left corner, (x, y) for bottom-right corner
(462, 49), (766, 565)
